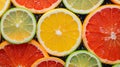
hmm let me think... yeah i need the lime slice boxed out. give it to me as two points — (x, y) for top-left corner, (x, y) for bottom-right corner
(63, 0), (104, 14)
(1, 8), (36, 44)
(113, 64), (120, 67)
(65, 50), (102, 67)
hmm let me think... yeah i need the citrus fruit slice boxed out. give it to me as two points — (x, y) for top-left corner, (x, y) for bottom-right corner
(37, 8), (82, 56)
(112, 64), (120, 67)
(83, 5), (120, 64)
(65, 50), (102, 67)
(0, 40), (49, 67)
(11, 0), (61, 14)
(31, 57), (65, 67)
(111, 0), (120, 4)
(1, 8), (36, 44)
(0, 0), (10, 17)
(63, 0), (104, 14)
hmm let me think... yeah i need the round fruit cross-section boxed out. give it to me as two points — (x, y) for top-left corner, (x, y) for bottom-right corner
(0, 0), (10, 17)
(65, 50), (102, 67)
(83, 5), (120, 64)
(37, 8), (82, 56)
(1, 8), (36, 44)
(11, 0), (61, 14)
(31, 57), (65, 67)
(0, 40), (48, 67)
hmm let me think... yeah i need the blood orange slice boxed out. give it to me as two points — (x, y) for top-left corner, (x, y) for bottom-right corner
(0, 40), (48, 67)
(11, 0), (61, 14)
(83, 5), (120, 64)
(31, 57), (65, 67)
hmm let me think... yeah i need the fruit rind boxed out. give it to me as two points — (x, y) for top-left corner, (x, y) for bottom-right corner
(83, 5), (120, 64)
(37, 8), (82, 56)
(63, 0), (104, 14)
(1, 8), (36, 44)
(11, 0), (62, 14)
(0, 0), (11, 17)
(65, 50), (102, 67)
(31, 57), (65, 67)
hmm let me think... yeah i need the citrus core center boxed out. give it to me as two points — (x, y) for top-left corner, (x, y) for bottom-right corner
(55, 30), (62, 36)
(110, 32), (116, 40)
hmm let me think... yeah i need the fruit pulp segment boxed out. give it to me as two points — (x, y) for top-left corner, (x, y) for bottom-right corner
(66, 0), (99, 10)
(40, 12), (79, 52)
(3, 10), (34, 41)
(0, 0), (6, 10)
(69, 53), (98, 67)
(37, 60), (63, 67)
(0, 43), (44, 67)
(86, 8), (120, 61)
(16, 0), (58, 10)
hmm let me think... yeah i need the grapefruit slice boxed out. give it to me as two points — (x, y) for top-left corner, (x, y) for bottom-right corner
(111, 0), (120, 4)
(37, 8), (82, 56)
(0, 40), (48, 67)
(65, 50), (102, 67)
(0, 0), (10, 17)
(1, 8), (36, 44)
(11, 0), (62, 14)
(83, 5), (120, 64)
(31, 57), (65, 67)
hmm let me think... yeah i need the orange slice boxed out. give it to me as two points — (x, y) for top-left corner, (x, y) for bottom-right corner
(83, 5), (120, 64)
(111, 0), (120, 4)
(37, 8), (82, 56)
(11, 0), (62, 14)
(31, 57), (65, 67)
(0, 40), (48, 67)
(0, 0), (10, 17)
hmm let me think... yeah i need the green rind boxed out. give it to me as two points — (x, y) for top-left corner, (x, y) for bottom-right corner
(65, 50), (102, 67)
(63, 0), (104, 14)
(1, 8), (36, 44)
(112, 64), (120, 67)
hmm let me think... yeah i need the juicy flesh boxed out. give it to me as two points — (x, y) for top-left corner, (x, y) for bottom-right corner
(86, 8), (120, 61)
(66, 0), (99, 10)
(69, 53), (99, 67)
(16, 0), (58, 10)
(3, 10), (34, 41)
(0, 43), (44, 67)
(0, 0), (6, 10)
(37, 60), (64, 67)
(40, 12), (79, 52)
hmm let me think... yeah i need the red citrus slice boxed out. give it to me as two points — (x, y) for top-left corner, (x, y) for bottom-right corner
(11, 0), (61, 14)
(31, 57), (65, 67)
(83, 5), (120, 64)
(0, 40), (49, 67)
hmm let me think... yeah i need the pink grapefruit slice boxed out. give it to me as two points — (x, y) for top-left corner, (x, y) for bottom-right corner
(0, 40), (48, 67)
(83, 5), (120, 64)
(31, 57), (65, 67)
(11, 0), (62, 14)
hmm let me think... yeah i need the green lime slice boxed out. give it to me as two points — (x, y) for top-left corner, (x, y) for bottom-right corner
(63, 0), (104, 14)
(113, 64), (120, 67)
(65, 50), (102, 67)
(1, 8), (36, 44)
